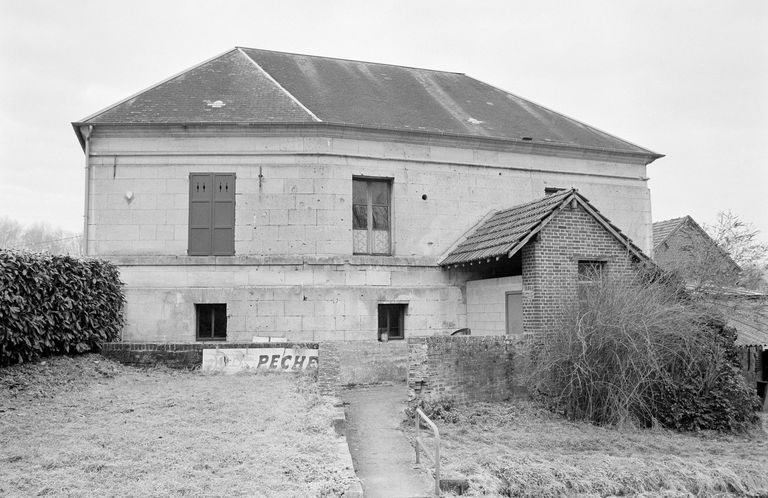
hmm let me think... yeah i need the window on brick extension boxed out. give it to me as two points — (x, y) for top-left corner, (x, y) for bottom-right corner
(196, 303), (227, 341)
(353, 178), (391, 255)
(378, 304), (406, 341)
(188, 173), (235, 256)
(577, 260), (605, 302)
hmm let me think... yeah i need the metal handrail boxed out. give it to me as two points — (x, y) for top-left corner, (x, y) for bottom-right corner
(415, 407), (441, 496)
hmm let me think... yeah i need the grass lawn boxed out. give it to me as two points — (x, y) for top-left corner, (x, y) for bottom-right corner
(407, 401), (768, 497)
(0, 354), (354, 497)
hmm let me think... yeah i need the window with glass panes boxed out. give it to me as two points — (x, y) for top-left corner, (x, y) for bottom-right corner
(352, 178), (391, 255)
(378, 304), (406, 341)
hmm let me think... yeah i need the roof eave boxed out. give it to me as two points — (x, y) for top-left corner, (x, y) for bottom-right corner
(70, 121), (663, 163)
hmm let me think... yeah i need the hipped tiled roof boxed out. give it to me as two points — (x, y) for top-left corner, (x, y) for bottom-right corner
(75, 47), (662, 160)
(440, 189), (647, 266)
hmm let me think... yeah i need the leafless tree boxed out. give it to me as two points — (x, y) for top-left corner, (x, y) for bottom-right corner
(0, 216), (82, 256)
(704, 211), (768, 292)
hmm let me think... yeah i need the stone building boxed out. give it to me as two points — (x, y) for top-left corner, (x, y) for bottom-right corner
(73, 47), (661, 343)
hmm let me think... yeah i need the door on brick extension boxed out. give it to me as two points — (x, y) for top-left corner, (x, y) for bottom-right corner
(505, 291), (523, 336)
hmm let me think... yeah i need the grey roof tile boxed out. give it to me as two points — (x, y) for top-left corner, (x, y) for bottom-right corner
(78, 47), (661, 158)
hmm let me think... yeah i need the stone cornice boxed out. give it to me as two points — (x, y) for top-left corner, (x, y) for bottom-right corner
(107, 254), (440, 268)
(77, 122), (661, 166)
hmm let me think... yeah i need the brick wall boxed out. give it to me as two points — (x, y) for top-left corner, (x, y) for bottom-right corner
(317, 340), (409, 394)
(654, 223), (740, 282)
(407, 336), (521, 403)
(522, 203), (639, 336)
(100, 341), (317, 369)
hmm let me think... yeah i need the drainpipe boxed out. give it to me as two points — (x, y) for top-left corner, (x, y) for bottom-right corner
(81, 125), (93, 256)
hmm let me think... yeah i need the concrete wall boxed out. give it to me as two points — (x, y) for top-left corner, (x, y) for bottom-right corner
(466, 276), (522, 336)
(407, 336), (521, 403)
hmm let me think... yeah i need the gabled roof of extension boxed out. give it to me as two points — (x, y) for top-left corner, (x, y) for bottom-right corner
(440, 189), (649, 267)
(74, 47), (662, 162)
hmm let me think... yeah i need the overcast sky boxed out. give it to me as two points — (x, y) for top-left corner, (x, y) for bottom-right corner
(1, 0), (766, 242)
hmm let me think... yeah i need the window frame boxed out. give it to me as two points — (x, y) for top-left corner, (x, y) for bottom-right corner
(377, 303), (406, 341)
(195, 303), (227, 341)
(352, 176), (392, 255)
(577, 259), (606, 304)
(577, 260), (606, 283)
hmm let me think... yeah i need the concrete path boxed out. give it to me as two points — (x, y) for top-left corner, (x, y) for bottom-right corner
(342, 384), (434, 498)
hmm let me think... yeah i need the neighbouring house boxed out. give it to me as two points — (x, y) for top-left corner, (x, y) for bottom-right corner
(652, 215), (741, 287)
(73, 47), (662, 344)
(653, 216), (768, 407)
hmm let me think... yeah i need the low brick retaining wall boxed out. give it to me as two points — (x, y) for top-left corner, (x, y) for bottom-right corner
(407, 336), (525, 403)
(101, 342), (318, 369)
(317, 340), (408, 394)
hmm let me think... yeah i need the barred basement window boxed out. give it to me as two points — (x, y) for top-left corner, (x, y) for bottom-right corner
(196, 304), (227, 341)
(378, 304), (406, 341)
(353, 177), (391, 255)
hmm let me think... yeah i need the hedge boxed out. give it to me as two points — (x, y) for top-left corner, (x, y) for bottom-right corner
(0, 250), (125, 366)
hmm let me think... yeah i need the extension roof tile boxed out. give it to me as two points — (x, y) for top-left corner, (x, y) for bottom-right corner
(440, 189), (648, 266)
(76, 47), (662, 160)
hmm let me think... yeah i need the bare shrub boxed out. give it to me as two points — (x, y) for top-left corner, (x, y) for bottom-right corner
(527, 270), (760, 431)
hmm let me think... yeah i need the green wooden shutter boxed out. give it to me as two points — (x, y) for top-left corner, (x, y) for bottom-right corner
(212, 174), (235, 255)
(188, 173), (235, 256)
(189, 173), (213, 255)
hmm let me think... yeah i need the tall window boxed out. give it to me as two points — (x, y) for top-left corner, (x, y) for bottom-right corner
(188, 173), (235, 256)
(353, 178), (391, 255)
(378, 304), (406, 341)
(196, 304), (227, 341)
(577, 260), (605, 303)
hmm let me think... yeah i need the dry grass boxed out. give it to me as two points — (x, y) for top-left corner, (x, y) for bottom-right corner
(0, 354), (354, 497)
(406, 401), (768, 497)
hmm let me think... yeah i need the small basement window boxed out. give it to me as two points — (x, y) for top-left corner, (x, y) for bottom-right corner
(378, 304), (406, 341)
(196, 303), (227, 341)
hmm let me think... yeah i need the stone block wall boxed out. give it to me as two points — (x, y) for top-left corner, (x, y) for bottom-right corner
(522, 203), (640, 336)
(317, 340), (409, 394)
(119, 264), (464, 342)
(407, 336), (521, 403)
(85, 128), (653, 342)
(87, 127), (652, 258)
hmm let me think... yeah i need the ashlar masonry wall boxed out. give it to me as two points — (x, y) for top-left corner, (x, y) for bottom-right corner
(85, 126), (651, 342)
